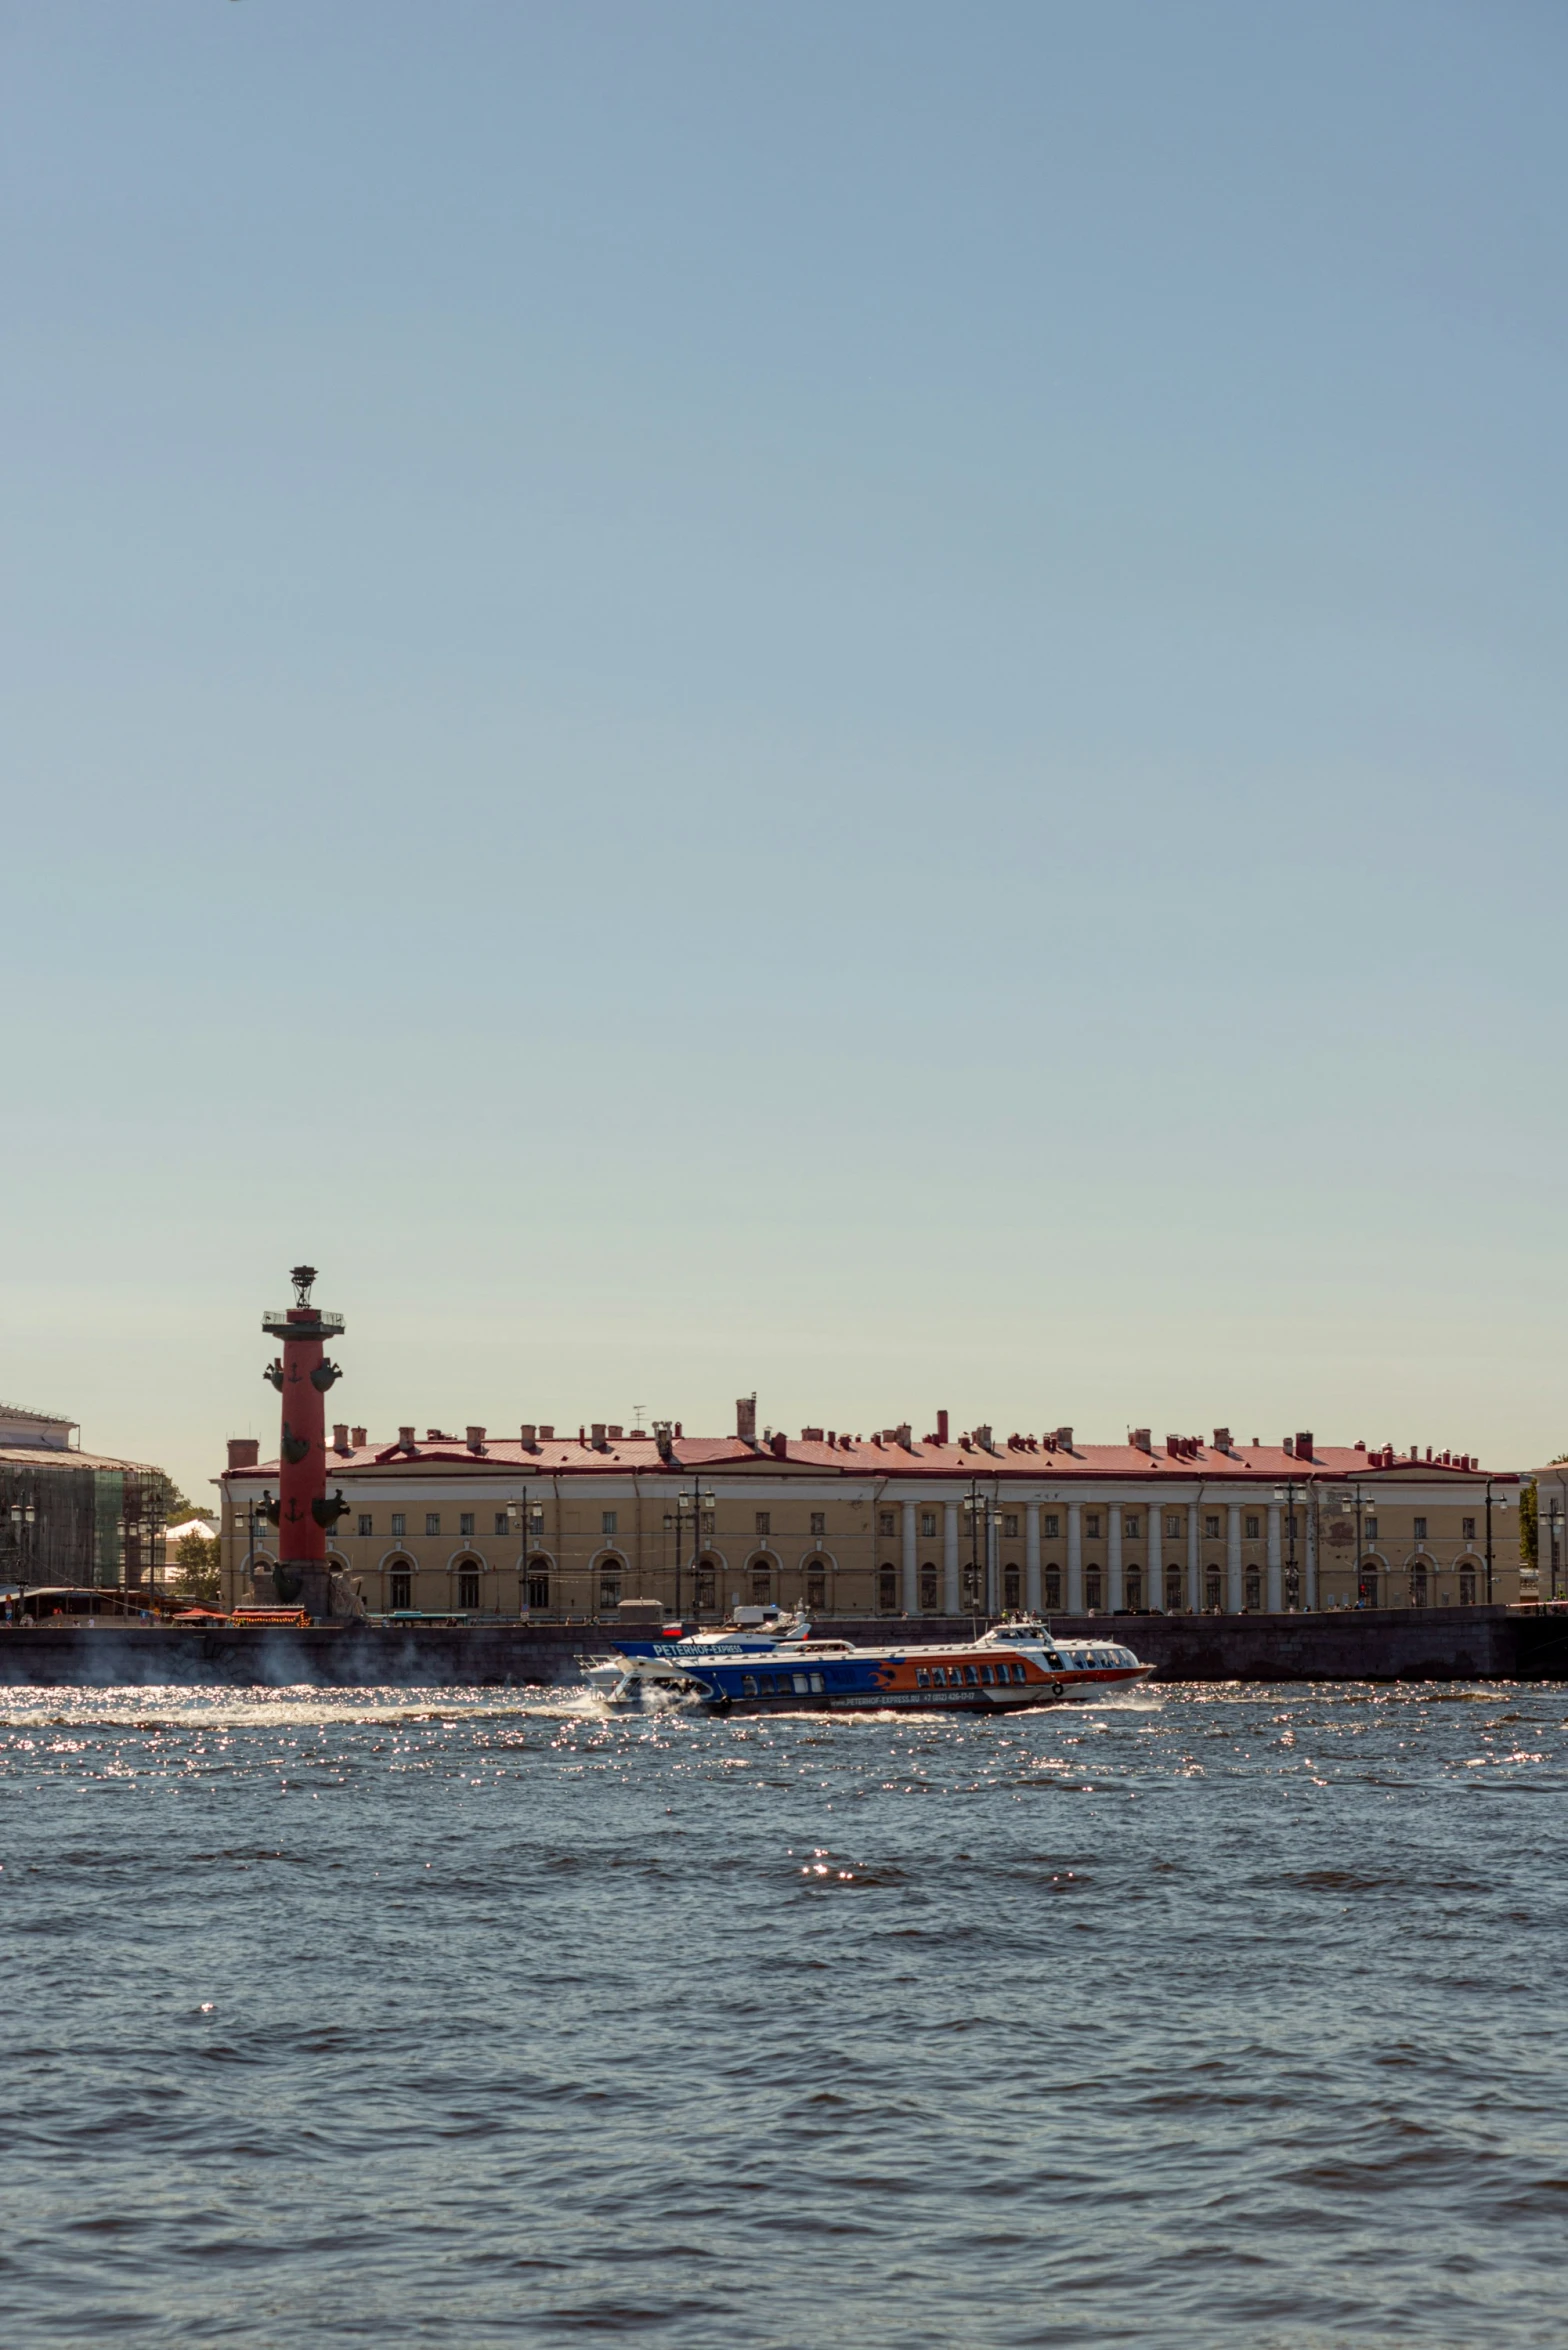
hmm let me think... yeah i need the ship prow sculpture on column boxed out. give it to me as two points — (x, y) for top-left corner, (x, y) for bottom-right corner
(258, 1265), (364, 1622)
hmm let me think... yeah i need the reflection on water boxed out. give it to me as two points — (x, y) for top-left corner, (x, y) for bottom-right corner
(3, 1682), (1565, 2346)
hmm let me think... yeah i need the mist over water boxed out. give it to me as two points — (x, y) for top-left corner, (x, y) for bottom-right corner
(3, 1684), (1564, 2347)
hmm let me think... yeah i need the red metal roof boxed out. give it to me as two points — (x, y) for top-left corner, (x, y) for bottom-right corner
(221, 1434), (1509, 1482)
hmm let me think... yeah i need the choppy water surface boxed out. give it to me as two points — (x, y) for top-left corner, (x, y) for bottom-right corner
(3, 1681), (1566, 2348)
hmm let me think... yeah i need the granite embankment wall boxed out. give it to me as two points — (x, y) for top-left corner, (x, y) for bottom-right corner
(3, 1607), (1568, 1686)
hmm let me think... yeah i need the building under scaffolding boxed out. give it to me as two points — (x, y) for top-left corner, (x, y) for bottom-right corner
(0, 1401), (175, 1592)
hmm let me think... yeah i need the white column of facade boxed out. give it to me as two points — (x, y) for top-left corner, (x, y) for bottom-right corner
(987, 1510), (999, 1616)
(1025, 1502), (1042, 1615)
(1147, 1502), (1163, 1610)
(1188, 1501), (1202, 1611)
(1067, 1503), (1084, 1613)
(1227, 1503), (1243, 1613)
(1266, 1503), (1283, 1613)
(901, 1501), (918, 1615)
(943, 1501), (960, 1615)
(1107, 1505), (1124, 1612)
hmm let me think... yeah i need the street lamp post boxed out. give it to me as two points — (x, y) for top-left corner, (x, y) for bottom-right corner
(675, 1482), (716, 1624)
(1484, 1479), (1511, 1606)
(1272, 1481), (1301, 1610)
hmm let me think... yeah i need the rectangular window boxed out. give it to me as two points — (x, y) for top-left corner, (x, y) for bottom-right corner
(755, 1511), (771, 1538)
(494, 1512), (508, 1536)
(810, 1512), (826, 1539)
(1413, 1517), (1427, 1542)
(1205, 1515), (1220, 1539)
(1166, 1514), (1181, 1539)
(1003, 1514), (1019, 1540)
(425, 1513), (441, 1538)
(459, 1512), (475, 1539)
(391, 1512), (406, 1539)
(601, 1510), (617, 1538)
(1123, 1516), (1139, 1540)
(1462, 1517), (1475, 1542)
(1086, 1513), (1101, 1538)
(357, 1514), (373, 1538)
(1364, 1516), (1377, 1540)
(916, 1668), (930, 1688)
(1044, 1514), (1059, 1540)
(921, 1510), (937, 1538)
(1245, 1515), (1260, 1541)
(879, 1510), (896, 1537)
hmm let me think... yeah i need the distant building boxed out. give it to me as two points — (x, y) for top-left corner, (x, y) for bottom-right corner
(0, 1399), (172, 1591)
(217, 1412), (1521, 1619)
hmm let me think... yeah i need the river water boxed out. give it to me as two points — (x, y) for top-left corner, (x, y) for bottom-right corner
(2, 1680), (1565, 2348)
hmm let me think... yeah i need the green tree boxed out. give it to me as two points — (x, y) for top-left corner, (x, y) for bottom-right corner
(171, 1532), (222, 1605)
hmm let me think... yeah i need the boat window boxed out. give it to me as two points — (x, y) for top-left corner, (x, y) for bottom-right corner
(809, 1673), (824, 1694)
(916, 1669), (929, 1688)
(1010, 1662), (1024, 1683)
(742, 1676), (758, 1697)
(963, 1666), (979, 1686)
(792, 1673), (809, 1695)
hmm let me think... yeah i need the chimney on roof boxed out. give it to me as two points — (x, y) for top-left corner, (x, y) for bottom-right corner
(1056, 1426), (1074, 1454)
(591, 1422), (609, 1451)
(398, 1426), (418, 1454)
(227, 1437), (260, 1471)
(1426, 1445), (1433, 1462)
(736, 1394), (757, 1442)
(936, 1409), (949, 1445)
(467, 1425), (488, 1455)
(351, 1426), (367, 1449)
(674, 1422), (682, 1439)
(1295, 1432), (1313, 1463)
(1166, 1434), (1182, 1458)
(1131, 1427), (1151, 1453)
(770, 1431), (787, 1459)
(519, 1423), (539, 1451)
(538, 1424), (555, 1442)
(1283, 1436), (1294, 1456)
(1213, 1427), (1232, 1455)
(332, 1422), (351, 1456)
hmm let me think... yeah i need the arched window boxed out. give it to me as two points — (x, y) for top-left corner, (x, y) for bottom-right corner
(526, 1559), (550, 1610)
(457, 1560), (481, 1611)
(750, 1559), (771, 1604)
(1409, 1562), (1428, 1608)
(805, 1564), (825, 1609)
(1459, 1566), (1476, 1606)
(920, 1562), (938, 1610)
(1045, 1565), (1062, 1610)
(598, 1560), (623, 1612)
(389, 1562), (413, 1612)
(1164, 1565), (1181, 1612)
(695, 1557), (716, 1611)
(1358, 1562), (1379, 1606)
(1085, 1568), (1103, 1612)
(1003, 1564), (1021, 1610)
(878, 1565), (897, 1612)
(1204, 1568), (1222, 1611)
(1124, 1567), (1141, 1611)
(1244, 1568), (1261, 1612)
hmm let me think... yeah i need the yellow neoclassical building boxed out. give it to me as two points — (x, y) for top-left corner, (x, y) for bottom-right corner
(218, 1408), (1524, 1619)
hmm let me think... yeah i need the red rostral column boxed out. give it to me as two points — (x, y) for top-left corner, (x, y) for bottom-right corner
(262, 1265), (346, 1620)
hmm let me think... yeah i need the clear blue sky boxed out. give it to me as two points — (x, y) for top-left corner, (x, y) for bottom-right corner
(5, 1), (1565, 1501)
